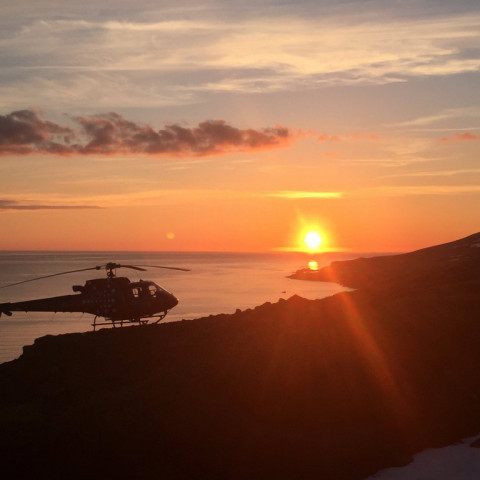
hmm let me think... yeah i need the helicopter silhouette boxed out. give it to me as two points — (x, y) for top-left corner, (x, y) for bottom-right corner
(0, 262), (189, 330)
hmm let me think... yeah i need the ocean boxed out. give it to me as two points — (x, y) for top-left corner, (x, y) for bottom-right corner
(0, 251), (363, 364)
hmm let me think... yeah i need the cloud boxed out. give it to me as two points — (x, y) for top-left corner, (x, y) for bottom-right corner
(0, 110), (299, 156)
(381, 168), (480, 179)
(0, 110), (74, 155)
(2, 10), (480, 109)
(355, 185), (480, 197)
(439, 131), (480, 142)
(390, 107), (480, 128)
(0, 199), (101, 210)
(268, 191), (345, 199)
(317, 133), (380, 142)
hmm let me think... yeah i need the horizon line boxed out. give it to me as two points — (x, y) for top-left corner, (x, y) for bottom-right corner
(0, 248), (403, 255)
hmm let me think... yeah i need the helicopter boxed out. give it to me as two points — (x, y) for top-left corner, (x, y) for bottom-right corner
(0, 262), (190, 330)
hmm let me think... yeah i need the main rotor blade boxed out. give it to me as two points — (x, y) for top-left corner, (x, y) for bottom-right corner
(0, 266), (100, 289)
(118, 265), (147, 272)
(0, 262), (188, 290)
(134, 264), (191, 272)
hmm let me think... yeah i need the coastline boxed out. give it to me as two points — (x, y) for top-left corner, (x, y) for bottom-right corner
(0, 250), (352, 364)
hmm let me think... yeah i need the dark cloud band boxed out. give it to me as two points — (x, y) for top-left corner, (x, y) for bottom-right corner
(0, 200), (100, 210)
(0, 110), (297, 156)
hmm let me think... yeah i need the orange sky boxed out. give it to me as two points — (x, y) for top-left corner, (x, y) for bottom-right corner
(1, 1), (480, 253)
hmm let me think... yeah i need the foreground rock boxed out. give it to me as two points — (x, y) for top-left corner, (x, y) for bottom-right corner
(1, 233), (480, 479)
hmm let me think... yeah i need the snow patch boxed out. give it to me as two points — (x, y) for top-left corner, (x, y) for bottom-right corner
(365, 433), (480, 480)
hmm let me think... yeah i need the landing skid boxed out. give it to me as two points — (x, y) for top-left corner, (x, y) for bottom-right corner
(92, 312), (167, 331)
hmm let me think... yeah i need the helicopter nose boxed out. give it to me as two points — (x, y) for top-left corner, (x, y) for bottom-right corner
(165, 292), (179, 310)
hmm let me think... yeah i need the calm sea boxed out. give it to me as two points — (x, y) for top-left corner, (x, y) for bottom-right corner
(0, 251), (365, 364)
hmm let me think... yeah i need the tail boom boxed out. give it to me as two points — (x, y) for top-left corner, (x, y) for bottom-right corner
(0, 295), (84, 317)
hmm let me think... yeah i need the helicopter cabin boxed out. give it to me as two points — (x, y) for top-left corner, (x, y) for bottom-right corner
(72, 277), (166, 301)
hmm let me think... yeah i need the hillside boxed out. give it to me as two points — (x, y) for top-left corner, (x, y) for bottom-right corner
(1, 233), (480, 479)
(289, 232), (480, 291)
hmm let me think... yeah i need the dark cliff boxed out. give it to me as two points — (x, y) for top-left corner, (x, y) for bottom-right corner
(1, 233), (480, 479)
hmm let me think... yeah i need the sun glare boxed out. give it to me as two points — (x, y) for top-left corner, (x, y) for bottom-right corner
(304, 231), (323, 251)
(308, 260), (319, 271)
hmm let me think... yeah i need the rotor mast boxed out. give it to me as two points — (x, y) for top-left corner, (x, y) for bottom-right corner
(104, 263), (120, 278)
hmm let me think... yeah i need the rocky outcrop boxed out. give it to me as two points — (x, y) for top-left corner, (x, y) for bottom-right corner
(1, 233), (480, 479)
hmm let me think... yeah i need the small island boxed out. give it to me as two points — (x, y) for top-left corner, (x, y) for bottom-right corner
(1, 233), (480, 479)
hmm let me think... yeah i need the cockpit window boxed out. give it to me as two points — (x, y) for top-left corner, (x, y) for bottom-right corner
(148, 285), (157, 296)
(132, 283), (158, 298)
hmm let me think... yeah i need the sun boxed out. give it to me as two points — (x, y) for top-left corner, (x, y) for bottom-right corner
(304, 231), (323, 251)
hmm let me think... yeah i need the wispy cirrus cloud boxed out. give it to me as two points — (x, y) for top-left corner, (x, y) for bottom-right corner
(0, 110), (299, 156)
(390, 107), (480, 129)
(1, 9), (480, 109)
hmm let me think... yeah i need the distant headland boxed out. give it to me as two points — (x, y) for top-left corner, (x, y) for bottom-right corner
(289, 231), (480, 291)
(1, 233), (480, 479)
